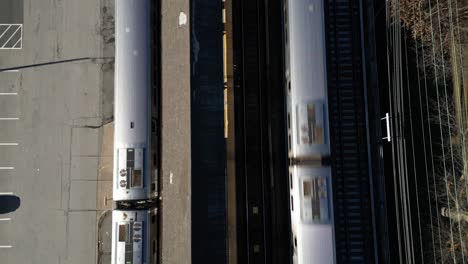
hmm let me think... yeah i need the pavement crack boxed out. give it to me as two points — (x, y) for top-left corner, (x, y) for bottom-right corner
(72, 116), (114, 129)
(78, 125), (104, 129)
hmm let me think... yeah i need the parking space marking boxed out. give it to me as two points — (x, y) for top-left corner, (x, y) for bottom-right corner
(0, 24), (22, 49)
(0, 192), (14, 195)
(0, 25), (11, 39)
(0, 245), (12, 248)
(0, 143), (18, 146)
(0, 167), (14, 170)
(0, 118), (19, 120)
(0, 218), (11, 221)
(0, 93), (17, 95)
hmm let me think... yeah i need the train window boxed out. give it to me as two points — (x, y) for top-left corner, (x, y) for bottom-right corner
(153, 85), (157, 108)
(303, 181), (311, 196)
(131, 170), (142, 187)
(289, 172), (293, 190)
(285, 25), (288, 44)
(291, 232), (294, 246)
(130, 122), (134, 129)
(153, 239), (156, 253)
(284, 1), (288, 44)
(287, 112), (291, 130)
(290, 196), (294, 211)
(118, 224), (129, 242)
(288, 135), (291, 150)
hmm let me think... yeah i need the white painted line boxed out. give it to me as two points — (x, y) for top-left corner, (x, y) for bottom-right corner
(0, 245), (12, 248)
(0, 25), (12, 40)
(0, 143), (18, 146)
(0, 118), (19, 120)
(0, 93), (17, 95)
(0, 192), (13, 195)
(12, 37), (21, 49)
(0, 167), (14, 170)
(3, 70), (18, 72)
(0, 218), (11, 221)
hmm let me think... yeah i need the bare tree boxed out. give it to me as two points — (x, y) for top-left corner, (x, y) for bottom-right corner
(390, 1), (468, 261)
(432, 170), (467, 263)
(430, 96), (468, 263)
(397, 0), (468, 46)
(432, 210), (468, 263)
(393, 0), (468, 78)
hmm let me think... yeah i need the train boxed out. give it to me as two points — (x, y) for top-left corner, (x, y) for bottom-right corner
(111, 210), (158, 264)
(112, 0), (159, 263)
(111, 0), (335, 262)
(283, 0), (336, 263)
(113, 0), (157, 203)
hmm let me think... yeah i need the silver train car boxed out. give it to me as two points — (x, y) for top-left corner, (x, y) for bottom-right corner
(111, 210), (157, 264)
(284, 0), (336, 263)
(289, 166), (335, 263)
(113, 0), (157, 201)
(285, 0), (330, 160)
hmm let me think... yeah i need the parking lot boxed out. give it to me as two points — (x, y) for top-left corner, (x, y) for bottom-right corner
(0, 0), (114, 263)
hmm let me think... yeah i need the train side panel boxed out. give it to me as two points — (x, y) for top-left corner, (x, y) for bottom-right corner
(290, 166), (336, 264)
(286, 0), (330, 159)
(113, 0), (153, 201)
(285, 1), (336, 261)
(111, 210), (157, 264)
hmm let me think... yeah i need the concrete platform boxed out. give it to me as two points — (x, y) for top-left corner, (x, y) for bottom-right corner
(160, 0), (191, 263)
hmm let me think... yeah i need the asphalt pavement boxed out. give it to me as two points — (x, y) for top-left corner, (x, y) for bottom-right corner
(0, 0), (195, 263)
(0, 0), (23, 24)
(0, 0), (113, 263)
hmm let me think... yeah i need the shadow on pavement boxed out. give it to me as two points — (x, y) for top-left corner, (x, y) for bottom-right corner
(0, 195), (20, 214)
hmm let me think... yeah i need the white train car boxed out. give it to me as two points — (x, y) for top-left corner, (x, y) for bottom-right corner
(284, 0), (336, 263)
(285, 0), (330, 160)
(111, 210), (157, 264)
(289, 166), (335, 264)
(114, 0), (157, 201)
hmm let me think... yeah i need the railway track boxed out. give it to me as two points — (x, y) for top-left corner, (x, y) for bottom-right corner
(231, 0), (387, 263)
(232, 0), (290, 263)
(325, 0), (388, 263)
